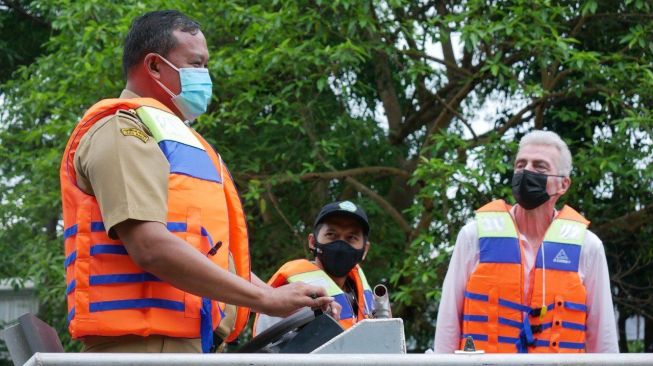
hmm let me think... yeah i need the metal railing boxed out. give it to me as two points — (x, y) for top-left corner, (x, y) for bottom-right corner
(23, 353), (653, 366)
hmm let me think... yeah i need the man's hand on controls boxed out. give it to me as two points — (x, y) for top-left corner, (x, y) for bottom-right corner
(257, 282), (338, 319)
(305, 287), (341, 320)
(324, 300), (341, 320)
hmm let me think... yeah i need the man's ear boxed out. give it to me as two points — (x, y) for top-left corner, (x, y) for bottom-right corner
(361, 240), (370, 261)
(143, 53), (161, 78)
(559, 176), (571, 195)
(308, 233), (316, 252)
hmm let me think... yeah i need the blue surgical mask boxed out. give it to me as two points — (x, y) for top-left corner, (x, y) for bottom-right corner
(153, 55), (213, 122)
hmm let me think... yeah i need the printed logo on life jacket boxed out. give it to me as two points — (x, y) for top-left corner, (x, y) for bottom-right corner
(558, 223), (581, 240)
(553, 249), (571, 264)
(480, 217), (505, 232)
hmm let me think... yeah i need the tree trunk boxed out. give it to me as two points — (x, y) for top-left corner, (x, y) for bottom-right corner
(645, 316), (653, 353)
(618, 310), (629, 353)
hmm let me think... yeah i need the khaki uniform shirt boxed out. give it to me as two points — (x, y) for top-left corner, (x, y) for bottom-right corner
(74, 89), (168, 238)
(74, 89), (237, 350)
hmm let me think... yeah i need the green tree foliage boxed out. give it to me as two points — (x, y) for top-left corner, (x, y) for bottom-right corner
(1, 0), (651, 353)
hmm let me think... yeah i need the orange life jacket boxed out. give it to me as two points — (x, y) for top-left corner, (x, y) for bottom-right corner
(461, 199), (589, 353)
(253, 259), (373, 335)
(60, 98), (251, 352)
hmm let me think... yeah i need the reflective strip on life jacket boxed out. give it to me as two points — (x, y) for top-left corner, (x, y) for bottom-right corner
(136, 106), (222, 183)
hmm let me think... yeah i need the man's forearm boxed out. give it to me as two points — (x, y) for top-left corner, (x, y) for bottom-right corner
(116, 220), (268, 312)
(115, 220), (335, 318)
(251, 272), (272, 289)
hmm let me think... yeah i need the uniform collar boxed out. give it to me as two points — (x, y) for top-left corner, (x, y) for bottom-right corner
(119, 89), (140, 99)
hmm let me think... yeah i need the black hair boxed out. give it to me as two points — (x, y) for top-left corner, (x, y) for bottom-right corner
(122, 10), (201, 78)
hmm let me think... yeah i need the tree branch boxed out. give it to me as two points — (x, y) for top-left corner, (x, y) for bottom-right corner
(344, 176), (412, 235)
(412, 196), (434, 241)
(1, 0), (51, 29)
(265, 185), (308, 257)
(369, 3), (403, 139)
(569, 15), (588, 38)
(592, 204), (653, 241)
(419, 80), (474, 156)
(432, 92), (477, 140)
(374, 51), (404, 139)
(238, 166), (411, 184)
(397, 83), (459, 143)
(586, 12), (653, 20)
(472, 86), (608, 146)
(550, 69), (573, 91)
(609, 250), (653, 281)
(299, 109), (413, 236)
(392, 6), (437, 121)
(436, 1), (459, 81)
(400, 49), (472, 77)
(397, 47), (523, 145)
(613, 297), (653, 321)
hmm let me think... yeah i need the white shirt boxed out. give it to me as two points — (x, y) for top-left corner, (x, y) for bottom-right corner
(433, 210), (619, 353)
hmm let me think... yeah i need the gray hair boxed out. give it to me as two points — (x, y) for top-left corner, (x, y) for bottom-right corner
(518, 130), (572, 176)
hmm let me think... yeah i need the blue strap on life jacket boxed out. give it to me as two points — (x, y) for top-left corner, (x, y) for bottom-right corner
(200, 298), (213, 353)
(516, 315), (534, 353)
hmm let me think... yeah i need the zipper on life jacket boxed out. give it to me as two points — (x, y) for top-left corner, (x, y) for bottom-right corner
(508, 206), (528, 324)
(509, 207), (545, 349)
(526, 210), (560, 325)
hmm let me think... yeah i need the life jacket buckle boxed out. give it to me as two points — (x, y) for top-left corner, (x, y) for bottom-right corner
(530, 307), (542, 317)
(530, 324), (543, 334)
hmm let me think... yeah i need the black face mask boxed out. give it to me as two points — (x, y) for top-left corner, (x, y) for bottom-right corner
(511, 170), (557, 210)
(312, 239), (365, 277)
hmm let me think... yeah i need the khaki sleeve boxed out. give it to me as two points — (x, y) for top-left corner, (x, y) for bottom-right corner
(74, 111), (169, 239)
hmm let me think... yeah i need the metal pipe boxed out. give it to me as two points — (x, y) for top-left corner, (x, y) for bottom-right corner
(372, 284), (392, 319)
(23, 353), (653, 366)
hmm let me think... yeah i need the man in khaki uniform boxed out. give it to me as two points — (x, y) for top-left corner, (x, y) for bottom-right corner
(67, 10), (336, 353)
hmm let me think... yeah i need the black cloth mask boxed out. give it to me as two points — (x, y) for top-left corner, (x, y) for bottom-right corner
(511, 170), (555, 210)
(312, 240), (365, 277)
